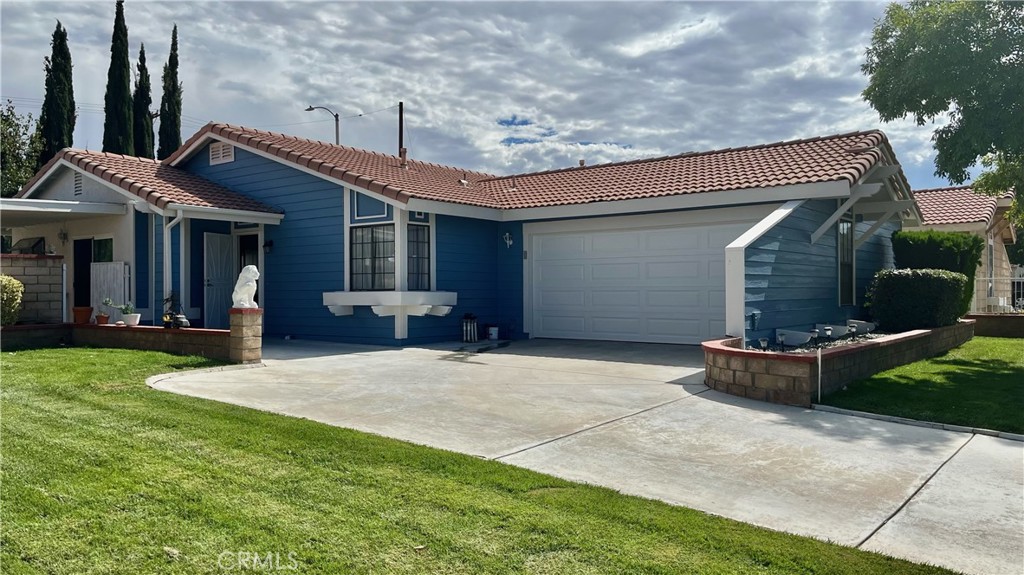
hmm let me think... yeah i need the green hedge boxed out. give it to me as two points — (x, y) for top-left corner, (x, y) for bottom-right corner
(1, 274), (24, 326)
(866, 268), (967, 332)
(891, 230), (984, 316)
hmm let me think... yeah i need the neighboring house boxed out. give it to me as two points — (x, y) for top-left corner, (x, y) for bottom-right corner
(904, 185), (1017, 312)
(1, 125), (921, 348)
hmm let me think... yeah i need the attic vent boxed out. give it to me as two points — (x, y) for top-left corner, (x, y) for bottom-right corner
(74, 172), (83, 196)
(209, 142), (235, 165)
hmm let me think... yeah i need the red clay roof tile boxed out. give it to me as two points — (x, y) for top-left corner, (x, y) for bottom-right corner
(18, 149), (282, 215)
(167, 124), (902, 210)
(912, 186), (1007, 225)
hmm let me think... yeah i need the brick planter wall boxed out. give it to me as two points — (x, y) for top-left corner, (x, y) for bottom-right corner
(702, 320), (975, 407)
(0, 324), (73, 349)
(964, 314), (1024, 338)
(0, 254), (65, 324)
(74, 324), (232, 360)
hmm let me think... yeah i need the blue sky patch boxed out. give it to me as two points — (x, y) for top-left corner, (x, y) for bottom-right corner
(501, 136), (542, 146)
(497, 115), (533, 127)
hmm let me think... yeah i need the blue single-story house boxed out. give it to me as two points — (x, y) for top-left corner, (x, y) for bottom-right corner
(2, 124), (921, 348)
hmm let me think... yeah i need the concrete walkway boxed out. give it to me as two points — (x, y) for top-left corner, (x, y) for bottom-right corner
(150, 339), (1024, 575)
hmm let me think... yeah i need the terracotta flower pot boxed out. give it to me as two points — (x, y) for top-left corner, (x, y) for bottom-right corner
(72, 306), (93, 324)
(95, 313), (110, 325)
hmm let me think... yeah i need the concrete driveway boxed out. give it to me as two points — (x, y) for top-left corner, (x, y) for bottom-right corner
(150, 339), (1024, 575)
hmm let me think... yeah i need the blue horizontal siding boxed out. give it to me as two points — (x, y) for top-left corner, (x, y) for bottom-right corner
(744, 200), (845, 344)
(744, 200), (899, 345)
(184, 145), (396, 344)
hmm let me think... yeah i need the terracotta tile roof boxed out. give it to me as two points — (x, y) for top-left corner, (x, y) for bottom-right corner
(18, 149), (282, 215)
(168, 124), (904, 211)
(912, 185), (1009, 225)
(167, 123), (500, 208)
(480, 131), (901, 209)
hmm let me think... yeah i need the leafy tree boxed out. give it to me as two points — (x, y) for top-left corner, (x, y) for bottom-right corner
(132, 43), (154, 158)
(1, 101), (42, 198)
(102, 0), (133, 154)
(157, 25), (182, 160)
(862, 0), (1024, 223)
(36, 21), (75, 169)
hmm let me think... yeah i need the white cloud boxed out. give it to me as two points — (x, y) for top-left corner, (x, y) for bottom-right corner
(0, 1), (952, 190)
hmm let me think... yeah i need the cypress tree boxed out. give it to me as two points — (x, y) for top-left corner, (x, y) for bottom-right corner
(36, 21), (75, 169)
(132, 43), (154, 158)
(156, 25), (182, 160)
(102, 0), (133, 154)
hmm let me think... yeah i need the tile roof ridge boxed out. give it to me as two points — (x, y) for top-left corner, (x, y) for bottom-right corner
(70, 148), (164, 164)
(484, 129), (887, 183)
(911, 185), (975, 193)
(210, 122), (497, 178)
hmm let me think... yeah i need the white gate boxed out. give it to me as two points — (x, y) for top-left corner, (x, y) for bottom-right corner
(91, 262), (130, 322)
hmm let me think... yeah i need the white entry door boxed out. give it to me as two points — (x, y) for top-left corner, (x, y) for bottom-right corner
(530, 221), (752, 344)
(204, 232), (233, 329)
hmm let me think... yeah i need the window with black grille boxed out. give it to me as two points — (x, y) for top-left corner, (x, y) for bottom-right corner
(350, 225), (395, 291)
(408, 224), (430, 290)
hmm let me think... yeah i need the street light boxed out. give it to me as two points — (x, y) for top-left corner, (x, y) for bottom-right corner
(304, 105), (340, 145)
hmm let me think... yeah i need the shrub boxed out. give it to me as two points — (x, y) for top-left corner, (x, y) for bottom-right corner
(866, 268), (967, 332)
(891, 230), (984, 316)
(1, 274), (25, 326)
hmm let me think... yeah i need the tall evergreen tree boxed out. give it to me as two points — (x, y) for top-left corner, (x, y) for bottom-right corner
(102, 0), (133, 154)
(36, 21), (75, 169)
(132, 43), (154, 158)
(157, 25), (182, 160)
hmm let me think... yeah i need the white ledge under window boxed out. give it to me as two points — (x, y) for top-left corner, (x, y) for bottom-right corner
(322, 291), (457, 317)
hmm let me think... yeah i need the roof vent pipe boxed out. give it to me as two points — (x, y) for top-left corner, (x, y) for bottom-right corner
(579, 159), (585, 167)
(399, 147), (408, 168)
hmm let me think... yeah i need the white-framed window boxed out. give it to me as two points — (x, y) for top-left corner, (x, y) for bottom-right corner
(407, 223), (430, 291)
(209, 142), (235, 165)
(350, 224), (396, 291)
(838, 212), (854, 306)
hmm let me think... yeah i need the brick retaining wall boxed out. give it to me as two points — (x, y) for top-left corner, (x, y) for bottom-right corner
(702, 320), (975, 407)
(964, 314), (1024, 338)
(74, 324), (231, 360)
(0, 254), (64, 324)
(2, 309), (265, 364)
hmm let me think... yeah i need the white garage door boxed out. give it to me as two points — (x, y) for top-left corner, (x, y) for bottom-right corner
(530, 220), (752, 344)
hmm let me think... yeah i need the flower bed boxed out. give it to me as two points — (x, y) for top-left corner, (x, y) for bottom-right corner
(702, 320), (975, 407)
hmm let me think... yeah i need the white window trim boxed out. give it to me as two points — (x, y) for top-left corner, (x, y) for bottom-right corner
(838, 210), (856, 306)
(353, 191), (390, 220)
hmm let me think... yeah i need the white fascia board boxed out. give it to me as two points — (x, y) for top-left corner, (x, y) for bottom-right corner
(0, 198), (126, 216)
(501, 180), (847, 222)
(167, 203), (284, 225)
(904, 222), (987, 234)
(322, 290), (457, 307)
(404, 198), (502, 221)
(724, 200), (805, 342)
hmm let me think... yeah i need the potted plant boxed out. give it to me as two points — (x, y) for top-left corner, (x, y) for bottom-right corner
(95, 310), (110, 325)
(103, 298), (141, 326)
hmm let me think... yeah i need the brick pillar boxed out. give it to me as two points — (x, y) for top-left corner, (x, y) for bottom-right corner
(229, 308), (263, 364)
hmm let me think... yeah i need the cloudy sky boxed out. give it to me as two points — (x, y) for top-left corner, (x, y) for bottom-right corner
(1, 1), (962, 189)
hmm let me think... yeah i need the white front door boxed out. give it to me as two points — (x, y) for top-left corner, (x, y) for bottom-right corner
(530, 221), (752, 344)
(204, 232), (233, 329)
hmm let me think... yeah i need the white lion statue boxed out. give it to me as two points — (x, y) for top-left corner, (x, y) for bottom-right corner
(231, 265), (260, 308)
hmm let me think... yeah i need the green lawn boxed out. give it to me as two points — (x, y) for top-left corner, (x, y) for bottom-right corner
(1, 347), (954, 574)
(823, 336), (1024, 434)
